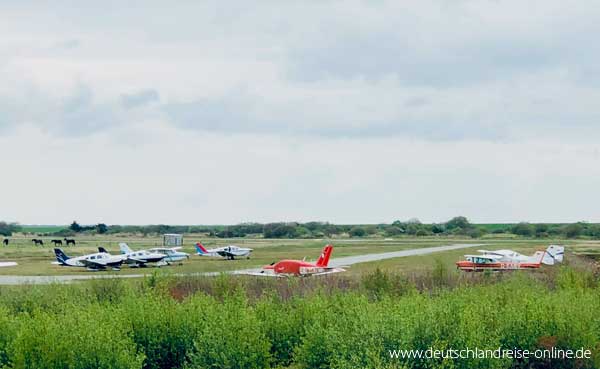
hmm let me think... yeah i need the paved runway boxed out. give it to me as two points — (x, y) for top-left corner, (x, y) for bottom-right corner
(0, 243), (482, 285)
(328, 243), (483, 267)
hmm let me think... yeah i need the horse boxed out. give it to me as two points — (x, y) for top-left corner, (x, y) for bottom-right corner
(64, 238), (76, 246)
(31, 239), (44, 246)
(51, 239), (63, 246)
(2, 239), (8, 246)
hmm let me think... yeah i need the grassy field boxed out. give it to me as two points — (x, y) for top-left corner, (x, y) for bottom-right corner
(0, 235), (596, 277)
(18, 225), (67, 233)
(0, 236), (463, 276)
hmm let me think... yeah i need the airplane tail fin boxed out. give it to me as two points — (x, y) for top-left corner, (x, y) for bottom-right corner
(54, 248), (69, 265)
(316, 244), (333, 267)
(98, 247), (108, 254)
(196, 243), (208, 255)
(543, 245), (564, 265)
(119, 243), (133, 254)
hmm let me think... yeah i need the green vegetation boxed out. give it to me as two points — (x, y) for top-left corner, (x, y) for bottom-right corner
(7, 217), (600, 240)
(0, 267), (598, 369)
(0, 223), (21, 237)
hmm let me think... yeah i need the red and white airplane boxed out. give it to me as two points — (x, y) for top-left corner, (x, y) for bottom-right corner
(251, 244), (345, 277)
(456, 245), (564, 271)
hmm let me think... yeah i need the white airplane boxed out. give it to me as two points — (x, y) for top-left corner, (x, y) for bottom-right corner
(195, 242), (253, 260)
(0, 261), (17, 268)
(146, 246), (190, 264)
(456, 245), (564, 271)
(54, 248), (124, 271)
(96, 244), (167, 268)
(475, 245), (564, 264)
(119, 243), (190, 264)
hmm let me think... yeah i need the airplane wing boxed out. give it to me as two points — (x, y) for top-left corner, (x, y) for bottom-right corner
(481, 255), (502, 260)
(80, 259), (122, 269)
(79, 259), (108, 269)
(217, 251), (246, 258)
(311, 267), (346, 276)
(476, 250), (502, 255)
(126, 257), (148, 265)
(234, 270), (286, 277)
(464, 254), (501, 261)
(152, 247), (184, 252)
(235, 267), (346, 277)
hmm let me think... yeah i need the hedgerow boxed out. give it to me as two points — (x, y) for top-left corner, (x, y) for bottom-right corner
(0, 268), (597, 368)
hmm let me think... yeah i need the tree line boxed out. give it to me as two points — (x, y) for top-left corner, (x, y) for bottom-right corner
(3, 217), (600, 239)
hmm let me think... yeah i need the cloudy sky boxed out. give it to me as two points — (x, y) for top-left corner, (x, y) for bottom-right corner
(1, 0), (600, 225)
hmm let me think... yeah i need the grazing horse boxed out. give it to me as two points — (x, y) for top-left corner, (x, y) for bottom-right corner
(31, 239), (44, 246)
(2, 239), (8, 246)
(64, 238), (76, 246)
(51, 239), (63, 246)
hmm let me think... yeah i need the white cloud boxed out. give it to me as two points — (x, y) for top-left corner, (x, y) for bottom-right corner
(1, 0), (600, 223)
(2, 124), (599, 224)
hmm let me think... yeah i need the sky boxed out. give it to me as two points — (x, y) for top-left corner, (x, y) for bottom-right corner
(1, 0), (600, 225)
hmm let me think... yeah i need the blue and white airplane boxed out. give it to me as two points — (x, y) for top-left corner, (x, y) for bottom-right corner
(119, 243), (190, 264)
(54, 248), (124, 271)
(97, 244), (167, 268)
(195, 243), (253, 260)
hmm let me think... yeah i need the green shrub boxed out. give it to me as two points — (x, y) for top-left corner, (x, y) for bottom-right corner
(185, 292), (271, 369)
(0, 306), (16, 367)
(123, 293), (198, 369)
(0, 269), (599, 369)
(8, 306), (144, 369)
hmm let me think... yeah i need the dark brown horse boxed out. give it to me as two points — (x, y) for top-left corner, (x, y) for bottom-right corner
(51, 239), (63, 246)
(64, 238), (76, 246)
(2, 239), (8, 246)
(31, 239), (44, 246)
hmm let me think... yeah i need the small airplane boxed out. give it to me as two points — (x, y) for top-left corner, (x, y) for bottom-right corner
(146, 246), (190, 264)
(53, 248), (124, 271)
(245, 244), (345, 277)
(456, 245), (565, 271)
(95, 244), (167, 268)
(195, 242), (253, 260)
(0, 261), (17, 268)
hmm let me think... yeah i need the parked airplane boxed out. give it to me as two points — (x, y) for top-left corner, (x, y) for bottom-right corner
(246, 244), (345, 277)
(96, 244), (167, 267)
(456, 245), (564, 271)
(54, 248), (124, 271)
(195, 243), (253, 260)
(118, 243), (189, 264)
(0, 261), (17, 268)
(146, 247), (190, 264)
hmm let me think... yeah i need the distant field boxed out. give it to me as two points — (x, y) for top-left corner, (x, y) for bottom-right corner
(475, 223), (515, 231)
(475, 223), (572, 231)
(19, 225), (67, 233)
